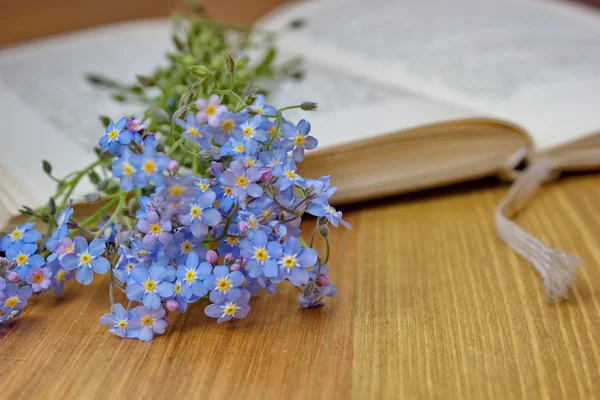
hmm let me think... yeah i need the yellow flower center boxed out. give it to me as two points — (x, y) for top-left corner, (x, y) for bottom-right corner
(141, 315), (153, 326)
(169, 185), (184, 197)
(188, 128), (199, 137)
(269, 127), (277, 137)
(139, 250), (148, 256)
(123, 163), (134, 176)
(236, 176), (248, 187)
(284, 170), (295, 179)
(10, 229), (22, 240)
(325, 206), (336, 215)
(126, 263), (135, 272)
(143, 160), (156, 174)
(4, 297), (18, 308)
(246, 159), (255, 167)
(294, 135), (305, 146)
(65, 245), (74, 254)
(262, 209), (272, 218)
(181, 241), (192, 253)
(117, 320), (127, 329)
(248, 219), (257, 230)
(206, 105), (217, 116)
(243, 127), (253, 137)
(174, 282), (182, 294)
(16, 254), (28, 265)
(254, 106), (263, 115)
(56, 270), (66, 281)
(282, 255), (296, 269)
(150, 224), (161, 234)
(224, 187), (233, 196)
(226, 237), (238, 245)
(144, 280), (156, 291)
(216, 278), (231, 291)
(315, 296), (324, 302)
(108, 129), (119, 140)
(185, 270), (196, 282)
(221, 120), (233, 131)
(199, 183), (209, 191)
(234, 145), (245, 153)
(190, 206), (201, 218)
(223, 303), (237, 315)
(32, 272), (44, 283)
(254, 248), (268, 262)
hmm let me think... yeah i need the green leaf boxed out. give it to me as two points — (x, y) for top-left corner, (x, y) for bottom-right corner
(42, 160), (52, 175)
(99, 115), (111, 128)
(88, 170), (100, 185)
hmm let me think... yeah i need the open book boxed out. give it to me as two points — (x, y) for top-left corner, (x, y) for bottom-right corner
(0, 0), (596, 300)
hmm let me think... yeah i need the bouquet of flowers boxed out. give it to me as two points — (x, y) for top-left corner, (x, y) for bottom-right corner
(0, 16), (348, 341)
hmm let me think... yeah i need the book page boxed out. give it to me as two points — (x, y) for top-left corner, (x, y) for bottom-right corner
(0, 19), (173, 221)
(258, 0), (600, 150)
(266, 58), (478, 149)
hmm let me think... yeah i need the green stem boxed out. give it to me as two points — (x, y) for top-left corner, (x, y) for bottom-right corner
(94, 192), (126, 239)
(77, 196), (120, 228)
(167, 137), (185, 156)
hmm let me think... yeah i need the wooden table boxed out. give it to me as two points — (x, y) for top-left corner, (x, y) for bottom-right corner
(1, 1), (600, 399)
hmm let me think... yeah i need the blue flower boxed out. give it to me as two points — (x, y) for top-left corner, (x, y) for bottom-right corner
(155, 174), (198, 205)
(1, 222), (41, 252)
(131, 146), (169, 187)
(233, 114), (268, 154)
(272, 157), (303, 190)
(259, 148), (287, 170)
(60, 237), (110, 285)
(6, 243), (44, 280)
(280, 120), (318, 162)
(165, 229), (206, 264)
(205, 288), (251, 323)
(176, 252), (212, 299)
(277, 237), (318, 286)
(45, 200), (74, 251)
(114, 255), (141, 283)
(112, 148), (137, 191)
(214, 110), (245, 145)
(239, 230), (282, 278)
(175, 114), (201, 141)
(128, 305), (168, 342)
(206, 265), (245, 304)
(218, 158), (263, 201)
(99, 216), (121, 244)
(126, 263), (175, 310)
(99, 117), (133, 155)
(305, 176), (337, 199)
(219, 138), (247, 158)
(248, 94), (276, 117)
(46, 256), (72, 296)
(100, 303), (138, 338)
(0, 282), (33, 312)
(178, 190), (223, 238)
(298, 284), (337, 308)
(306, 198), (350, 228)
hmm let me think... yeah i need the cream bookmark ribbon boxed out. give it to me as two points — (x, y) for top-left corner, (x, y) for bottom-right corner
(496, 157), (583, 303)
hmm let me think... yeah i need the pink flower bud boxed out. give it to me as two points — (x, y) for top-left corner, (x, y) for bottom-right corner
(260, 167), (271, 181)
(145, 131), (155, 137)
(231, 263), (241, 271)
(223, 253), (235, 264)
(317, 273), (330, 286)
(168, 160), (179, 172)
(237, 221), (248, 234)
(206, 250), (218, 264)
(7, 272), (20, 283)
(166, 300), (178, 312)
(240, 256), (248, 265)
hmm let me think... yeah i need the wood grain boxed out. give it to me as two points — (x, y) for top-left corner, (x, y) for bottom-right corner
(1, 175), (600, 399)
